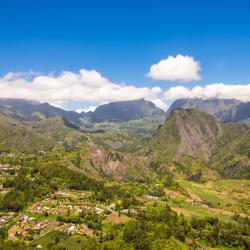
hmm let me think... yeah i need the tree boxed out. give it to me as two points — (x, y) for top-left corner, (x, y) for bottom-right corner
(123, 220), (151, 250)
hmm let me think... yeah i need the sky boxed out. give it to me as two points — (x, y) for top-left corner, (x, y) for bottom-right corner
(0, 0), (250, 111)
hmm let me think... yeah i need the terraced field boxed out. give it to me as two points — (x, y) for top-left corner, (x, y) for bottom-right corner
(166, 179), (250, 222)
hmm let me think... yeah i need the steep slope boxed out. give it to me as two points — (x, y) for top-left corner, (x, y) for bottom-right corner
(167, 98), (249, 122)
(144, 108), (250, 179)
(31, 117), (89, 149)
(0, 110), (55, 152)
(87, 99), (166, 122)
(224, 101), (250, 123)
(0, 108), (90, 152)
(210, 124), (250, 179)
(138, 109), (224, 180)
(148, 109), (223, 161)
(67, 145), (155, 181)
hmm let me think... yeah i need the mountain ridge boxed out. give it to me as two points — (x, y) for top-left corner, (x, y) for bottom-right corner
(0, 98), (166, 125)
(167, 98), (250, 123)
(2, 97), (250, 125)
(87, 99), (166, 122)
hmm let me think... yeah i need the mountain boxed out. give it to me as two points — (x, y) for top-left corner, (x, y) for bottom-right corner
(0, 98), (249, 180)
(145, 108), (250, 179)
(0, 98), (166, 126)
(0, 98), (89, 126)
(223, 101), (250, 123)
(87, 99), (166, 122)
(147, 108), (223, 161)
(167, 98), (250, 123)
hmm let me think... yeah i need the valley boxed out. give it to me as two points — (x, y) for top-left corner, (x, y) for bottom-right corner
(0, 98), (249, 249)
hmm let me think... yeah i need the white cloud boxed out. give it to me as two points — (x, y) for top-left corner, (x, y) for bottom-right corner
(163, 83), (250, 102)
(147, 54), (201, 82)
(151, 99), (168, 110)
(3, 70), (40, 81)
(0, 69), (162, 110)
(75, 106), (97, 113)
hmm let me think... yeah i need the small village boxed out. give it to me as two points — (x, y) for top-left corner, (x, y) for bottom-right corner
(0, 185), (217, 248)
(0, 184), (166, 248)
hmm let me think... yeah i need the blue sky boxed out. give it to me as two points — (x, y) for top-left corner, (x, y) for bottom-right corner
(0, 0), (250, 110)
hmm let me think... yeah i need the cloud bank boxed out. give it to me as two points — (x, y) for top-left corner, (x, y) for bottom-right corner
(0, 69), (162, 108)
(147, 55), (201, 82)
(0, 69), (250, 112)
(163, 83), (250, 102)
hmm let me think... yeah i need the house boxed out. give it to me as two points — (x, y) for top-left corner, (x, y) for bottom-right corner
(145, 195), (159, 200)
(121, 209), (137, 215)
(95, 207), (103, 214)
(66, 225), (76, 234)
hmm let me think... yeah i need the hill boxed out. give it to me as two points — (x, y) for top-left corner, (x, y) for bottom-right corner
(0, 109), (89, 153)
(0, 110), (55, 152)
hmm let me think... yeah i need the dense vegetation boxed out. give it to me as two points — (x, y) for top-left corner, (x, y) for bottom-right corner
(0, 153), (110, 212)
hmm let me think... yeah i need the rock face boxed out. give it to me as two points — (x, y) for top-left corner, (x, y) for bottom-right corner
(174, 109), (223, 161)
(167, 98), (250, 123)
(86, 146), (155, 181)
(87, 99), (166, 122)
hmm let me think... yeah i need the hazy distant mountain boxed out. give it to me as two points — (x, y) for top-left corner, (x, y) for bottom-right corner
(0, 98), (166, 125)
(87, 99), (166, 122)
(223, 101), (250, 123)
(167, 98), (246, 122)
(0, 98), (87, 125)
(1, 97), (249, 127)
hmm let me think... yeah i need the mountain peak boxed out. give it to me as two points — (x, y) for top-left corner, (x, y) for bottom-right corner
(150, 108), (223, 161)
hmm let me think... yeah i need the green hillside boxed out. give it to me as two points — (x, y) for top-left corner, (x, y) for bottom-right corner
(210, 124), (250, 178)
